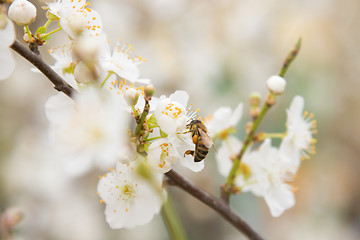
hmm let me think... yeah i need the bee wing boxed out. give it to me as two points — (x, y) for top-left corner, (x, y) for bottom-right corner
(199, 128), (214, 148)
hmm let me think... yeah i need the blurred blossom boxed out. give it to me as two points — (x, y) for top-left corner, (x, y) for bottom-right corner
(205, 102), (243, 139)
(244, 139), (296, 217)
(279, 95), (317, 173)
(97, 160), (164, 229)
(0, 16), (15, 80)
(45, 87), (128, 176)
(100, 39), (151, 84)
(47, 0), (103, 38)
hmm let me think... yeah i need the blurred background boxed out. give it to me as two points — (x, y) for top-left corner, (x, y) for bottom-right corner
(1, 0), (359, 239)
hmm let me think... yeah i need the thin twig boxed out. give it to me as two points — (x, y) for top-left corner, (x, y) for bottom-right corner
(165, 170), (264, 240)
(10, 40), (77, 98)
(279, 38), (302, 77)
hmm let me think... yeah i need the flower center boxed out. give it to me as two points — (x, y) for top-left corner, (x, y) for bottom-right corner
(119, 183), (136, 201)
(162, 102), (184, 119)
(109, 79), (145, 96)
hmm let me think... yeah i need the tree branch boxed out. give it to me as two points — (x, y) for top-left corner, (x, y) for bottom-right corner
(10, 40), (77, 98)
(165, 170), (264, 240)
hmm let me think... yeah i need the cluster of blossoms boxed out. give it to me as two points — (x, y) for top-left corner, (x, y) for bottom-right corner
(0, 0), (317, 231)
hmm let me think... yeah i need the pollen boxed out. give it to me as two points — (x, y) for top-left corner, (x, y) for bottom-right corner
(163, 103), (184, 119)
(100, 199), (104, 203)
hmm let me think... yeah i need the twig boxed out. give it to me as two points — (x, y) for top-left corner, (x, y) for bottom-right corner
(165, 170), (264, 240)
(221, 38), (302, 202)
(221, 103), (270, 202)
(279, 38), (302, 77)
(10, 40), (77, 98)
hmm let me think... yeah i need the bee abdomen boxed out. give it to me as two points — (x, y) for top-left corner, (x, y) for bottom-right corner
(194, 143), (209, 162)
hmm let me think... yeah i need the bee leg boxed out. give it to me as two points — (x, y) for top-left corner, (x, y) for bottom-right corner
(184, 150), (195, 157)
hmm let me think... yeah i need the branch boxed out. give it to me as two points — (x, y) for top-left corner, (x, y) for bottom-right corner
(10, 40), (77, 98)
(165, 170), (264, 240)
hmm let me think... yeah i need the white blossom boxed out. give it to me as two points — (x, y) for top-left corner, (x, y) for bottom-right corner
(205, 102), (243, 138)
(244, 139), (296, 217)
(97, 161), (164, 229)
(45, 87), (128, 175)
(47, 44), (80, 88)
(8, 0), (37, 25)
(154, 90), (188, 136)
(100, 39), (150, 84)
(266, 75), (286, 95)
(153, 90), (205, 172)
(0, 17), (15, 80)
(47, 0), (102, 38)
(279, 95), (316, 172)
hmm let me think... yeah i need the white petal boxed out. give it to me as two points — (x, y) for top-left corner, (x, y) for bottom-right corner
(216, 136), (242, 177)
(288, 95), (304, 120)
(169, 90), (189, 108)
(230, 103), (243, 126)
(0, 18), (15, 46)
(179, 155), (204, 172)
(279, 136), (301, 173)
(0, 47), (15, 80)
(45, 92), (75, 124)
(264, 184), (295, 217)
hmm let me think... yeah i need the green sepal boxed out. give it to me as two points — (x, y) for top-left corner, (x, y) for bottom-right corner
(160, 129), (168, 138)
(147, 114), (157, 125)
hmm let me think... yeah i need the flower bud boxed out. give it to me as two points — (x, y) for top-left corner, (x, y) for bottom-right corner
(72, 35), (100, 63)
(74, 62), (99, 84)
(144, 85), (155, 101)
(125, 88), (139, 106)
(8, 0), (37, 25)
(249, 92), (262, 107)
(249, 92), (261, 118)
(266, 75), (286, 95)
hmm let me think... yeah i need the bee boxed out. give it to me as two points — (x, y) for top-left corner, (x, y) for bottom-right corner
(184, 119), (214, 162)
